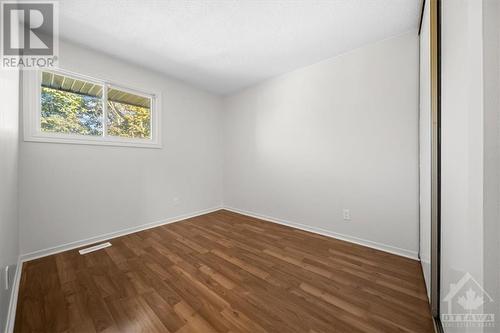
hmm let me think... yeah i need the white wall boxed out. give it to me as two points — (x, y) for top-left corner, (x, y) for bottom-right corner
(440, 1), (489, 331)
(441, 0), (484, 284)
(482, 0), (500, 330)
(223, 32), (420, 258)
(19, 41), (223, 255)
(419, 0), (432, 296)
(0, 68), (19, 329)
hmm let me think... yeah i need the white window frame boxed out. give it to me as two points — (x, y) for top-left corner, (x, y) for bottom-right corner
(23, 68), (162, 148)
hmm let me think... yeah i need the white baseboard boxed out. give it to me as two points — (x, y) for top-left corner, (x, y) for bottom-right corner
(20, 206), (222, 262)
(5, 258), (22, 333)
(222, 206), (419, 260)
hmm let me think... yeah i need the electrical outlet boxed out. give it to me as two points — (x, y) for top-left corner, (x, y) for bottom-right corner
(342, 209), (351, 221)
(4, 266), (10, 290)
(173, 197), (180, 206)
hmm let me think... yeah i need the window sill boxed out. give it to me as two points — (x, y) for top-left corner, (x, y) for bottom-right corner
(24, 133), (162, 149)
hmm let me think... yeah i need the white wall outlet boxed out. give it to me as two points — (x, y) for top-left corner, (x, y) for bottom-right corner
(4, 266), (10, 290)
(173, 197), (180, 206)
(342, 208), (351, 221)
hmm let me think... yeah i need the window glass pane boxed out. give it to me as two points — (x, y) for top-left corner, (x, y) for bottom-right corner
(40, 71), (103, 136)
(106, 87), (151, 139)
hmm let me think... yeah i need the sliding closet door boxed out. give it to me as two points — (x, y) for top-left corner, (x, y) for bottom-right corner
(419, 0), (432, 300)
(429, 0), (440, 318)
(419, 0), (440, 319)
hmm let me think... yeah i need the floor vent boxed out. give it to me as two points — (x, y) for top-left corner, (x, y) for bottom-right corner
(78, 242), (112, 255)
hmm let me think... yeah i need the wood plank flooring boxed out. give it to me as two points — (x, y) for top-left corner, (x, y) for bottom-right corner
(14, 210), (434, 333)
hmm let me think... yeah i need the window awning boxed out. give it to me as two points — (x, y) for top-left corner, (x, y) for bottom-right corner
(41, 71), (150, 108)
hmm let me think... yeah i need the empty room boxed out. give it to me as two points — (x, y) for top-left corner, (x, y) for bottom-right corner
(0, 0), (499, 332)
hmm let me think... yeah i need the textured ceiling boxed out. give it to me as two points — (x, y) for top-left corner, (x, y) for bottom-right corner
(58, 0), (422, 95)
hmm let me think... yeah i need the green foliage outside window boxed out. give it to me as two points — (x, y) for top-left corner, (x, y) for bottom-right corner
(107, 100), (151, 139)
(41, 86), (151, 139)
(41, 87), (103, 135)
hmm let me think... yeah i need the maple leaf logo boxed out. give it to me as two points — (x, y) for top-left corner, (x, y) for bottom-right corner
(457, 288), (484, 311)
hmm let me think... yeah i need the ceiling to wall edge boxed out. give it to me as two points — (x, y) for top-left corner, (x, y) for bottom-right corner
(60, 29), (420, 99)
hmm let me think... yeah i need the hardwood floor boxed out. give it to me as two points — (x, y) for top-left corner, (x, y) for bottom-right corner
(14, 210), (434, 333)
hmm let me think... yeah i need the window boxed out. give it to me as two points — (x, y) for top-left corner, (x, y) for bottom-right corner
(106, 86), (151, 139)
(41, 72), (104, 136)
(24, 69), (161, 148)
